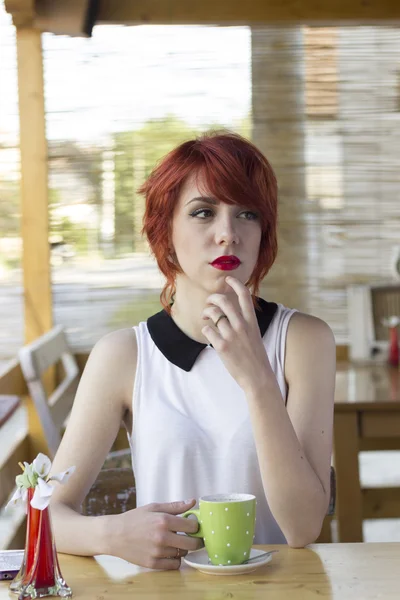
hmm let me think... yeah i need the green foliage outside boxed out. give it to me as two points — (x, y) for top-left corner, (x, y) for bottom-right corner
(114, 114), (199, 254)
(108, 292), (162, 328)
(113, 113), (251, 256)
(0, 113), (252, 267)
(0, 179), (20, 269)
(0, 179), (19, 234)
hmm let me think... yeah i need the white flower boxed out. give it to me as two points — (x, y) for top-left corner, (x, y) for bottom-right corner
(32, 453), (52, 479)
(48, 465), (76, 484)
(30, 478), (54, 510)
(5, 453), (75, 512)
(6, 487), (27, 511)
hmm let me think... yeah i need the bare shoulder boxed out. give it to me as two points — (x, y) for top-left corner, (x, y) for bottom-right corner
(286, 311), (335, 347)
(50, 327), (137, 506)
(88, 327), (137, 410)
(92, 326), (137, 361)
(285, 312), (336, 382)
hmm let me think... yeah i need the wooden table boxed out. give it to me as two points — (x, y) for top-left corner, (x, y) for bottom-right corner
(334, 363), (400, 542)
(2, 544), (400, 599)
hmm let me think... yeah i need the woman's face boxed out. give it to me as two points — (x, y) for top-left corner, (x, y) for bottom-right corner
(171, 173), (262, 296)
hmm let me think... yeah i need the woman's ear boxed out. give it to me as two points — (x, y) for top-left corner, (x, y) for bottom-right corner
(168, 250), (178, 265)
(167, 237), (177, 263)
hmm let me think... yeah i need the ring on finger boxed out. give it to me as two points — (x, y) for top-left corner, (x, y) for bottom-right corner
(174, 547), (182, 559)
(214, 314), (228, 328)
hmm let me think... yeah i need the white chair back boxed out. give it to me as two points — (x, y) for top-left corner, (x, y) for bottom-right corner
(18, 325), (79, 457)
(347, 284), (400, 361)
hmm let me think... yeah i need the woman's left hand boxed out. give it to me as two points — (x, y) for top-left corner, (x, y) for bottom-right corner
(201, 276), (273, 391)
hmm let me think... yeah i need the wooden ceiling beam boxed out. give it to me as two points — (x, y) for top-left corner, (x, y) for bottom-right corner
(4, 0), (35, 28)
(5, 0), (98, 36)
(5, 0), (400, 33)
(97, 0), (400, 25)
(34, 0), (96, 37)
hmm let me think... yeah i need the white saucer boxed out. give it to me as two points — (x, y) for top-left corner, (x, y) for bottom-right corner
(183, 548), (274, 576)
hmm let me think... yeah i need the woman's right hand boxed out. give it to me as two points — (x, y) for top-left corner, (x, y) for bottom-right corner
(107, 499), (203, 570)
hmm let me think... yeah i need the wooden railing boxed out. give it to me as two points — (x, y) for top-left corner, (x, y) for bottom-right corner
(0, 349), (132, 549)
(0, 353), (86, 548)
(0, 360), (29, 548)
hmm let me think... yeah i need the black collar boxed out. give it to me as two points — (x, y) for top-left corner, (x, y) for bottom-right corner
(147, 298), (278, 372)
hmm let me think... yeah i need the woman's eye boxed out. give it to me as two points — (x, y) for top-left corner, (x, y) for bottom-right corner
(239, 211), (258, 221)
(190, 208), (214, 219)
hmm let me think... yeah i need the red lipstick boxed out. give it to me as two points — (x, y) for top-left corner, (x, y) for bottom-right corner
(211, 255), (241, 271)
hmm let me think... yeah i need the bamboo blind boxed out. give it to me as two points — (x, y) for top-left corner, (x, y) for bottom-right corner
(252, 26), (400, 340)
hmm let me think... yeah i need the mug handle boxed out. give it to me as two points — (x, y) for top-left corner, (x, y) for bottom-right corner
(181, 509), (203, 538)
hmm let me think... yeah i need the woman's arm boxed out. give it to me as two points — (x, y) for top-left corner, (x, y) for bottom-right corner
(201, 277), (336, 547)
(49, 328), (201, 568)
(49, 328), (137, 554)
(244, 313), (335, 547)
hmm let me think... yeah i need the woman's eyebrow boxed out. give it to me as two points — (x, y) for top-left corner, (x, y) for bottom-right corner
(185, 196), (218, 206)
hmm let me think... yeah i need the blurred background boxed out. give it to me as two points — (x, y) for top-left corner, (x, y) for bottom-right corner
(1, 0), (400, 548)
(1, 1), (399, 365)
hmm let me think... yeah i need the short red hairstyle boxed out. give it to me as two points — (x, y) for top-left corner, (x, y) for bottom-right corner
(140, 131), (278, 313)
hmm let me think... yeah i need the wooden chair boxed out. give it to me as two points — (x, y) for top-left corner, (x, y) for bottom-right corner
(317, 465), (336, 543)
(82, 468), (136, 516)
(0, 395), (20, 427)
(82, 467), (336, 531)
(18, 325), (131, 469)
(18, 325), (80, 458)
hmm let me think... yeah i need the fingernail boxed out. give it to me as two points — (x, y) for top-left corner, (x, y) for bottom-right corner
(185, 499), (194, 504)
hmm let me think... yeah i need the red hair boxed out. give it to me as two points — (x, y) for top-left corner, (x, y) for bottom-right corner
(140, 131), (278, 313)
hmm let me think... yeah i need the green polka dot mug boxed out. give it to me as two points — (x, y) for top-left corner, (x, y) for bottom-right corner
(182, 493), (256, 566)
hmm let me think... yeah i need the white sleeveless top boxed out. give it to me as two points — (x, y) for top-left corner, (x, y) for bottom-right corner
(129, 302), (296, 544)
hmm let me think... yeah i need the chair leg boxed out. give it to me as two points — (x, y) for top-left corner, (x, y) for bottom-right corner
(316, 515), (332, 543)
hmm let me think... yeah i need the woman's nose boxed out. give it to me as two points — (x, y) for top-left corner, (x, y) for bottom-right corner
(214, 217), (239, 246)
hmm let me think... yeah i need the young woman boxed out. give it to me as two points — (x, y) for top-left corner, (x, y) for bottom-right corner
(50, 132), (336, 570)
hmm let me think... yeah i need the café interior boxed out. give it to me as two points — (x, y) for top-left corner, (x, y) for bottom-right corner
(1, 0), (400, 597)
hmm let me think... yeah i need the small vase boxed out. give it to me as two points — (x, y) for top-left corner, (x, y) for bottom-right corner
(10, 489), (40, 594)
(10, 488), (72, 599)
(388, 326), (399, 368)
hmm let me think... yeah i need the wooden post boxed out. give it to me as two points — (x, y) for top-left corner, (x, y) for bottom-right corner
(334, 411), (363, 542)
(15, 27), (52, 343)
(15, 26), (52, 456)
